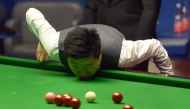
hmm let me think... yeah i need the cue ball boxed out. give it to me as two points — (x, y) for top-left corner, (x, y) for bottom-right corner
(112, 92), (123, 103)
(44, 92), (56, 104)
(85, 91), (96, 103)
(123, 104), (134, 109)
(70, 98), (81, 109)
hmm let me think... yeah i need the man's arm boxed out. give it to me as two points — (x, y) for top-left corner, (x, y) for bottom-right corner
(135, 0), (162, 40)
(119, 39), (173, 75)
(26, 8), (60, 62)
(85, 0), (97, 24)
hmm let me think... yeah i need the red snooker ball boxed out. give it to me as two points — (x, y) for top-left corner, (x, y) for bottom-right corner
(70, 98), (81, 109)
(63, 93), (72, 98)
(62, 95), (73, 106)
(44, 92), (56, 104)
(123, 104), (134, 109)
(54, 95), (64, 106)
(112, 92), (123, 103)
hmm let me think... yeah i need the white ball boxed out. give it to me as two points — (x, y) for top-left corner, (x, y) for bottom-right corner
(85, 91), (96, 103)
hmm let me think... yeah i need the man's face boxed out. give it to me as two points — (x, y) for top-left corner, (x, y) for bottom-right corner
(67, 54), (102, 80)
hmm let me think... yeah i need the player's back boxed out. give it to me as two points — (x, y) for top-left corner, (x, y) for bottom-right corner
(59, 24), (125, 69)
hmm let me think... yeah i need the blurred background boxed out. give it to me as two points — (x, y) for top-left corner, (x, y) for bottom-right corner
(0, 0), (190, 76)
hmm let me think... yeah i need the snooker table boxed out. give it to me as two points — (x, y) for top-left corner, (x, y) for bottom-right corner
(0, 56), (190, 109)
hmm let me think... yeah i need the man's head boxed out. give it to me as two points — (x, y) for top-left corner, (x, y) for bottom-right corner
(64, 26), (102, 80)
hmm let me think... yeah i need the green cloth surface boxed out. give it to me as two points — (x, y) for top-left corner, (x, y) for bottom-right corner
(0, 56), (190, 109)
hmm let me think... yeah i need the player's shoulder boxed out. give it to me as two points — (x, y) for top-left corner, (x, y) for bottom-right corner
(79, 24), (116, 30)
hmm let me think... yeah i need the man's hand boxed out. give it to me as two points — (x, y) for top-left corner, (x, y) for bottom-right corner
(36, 42), (50, 63)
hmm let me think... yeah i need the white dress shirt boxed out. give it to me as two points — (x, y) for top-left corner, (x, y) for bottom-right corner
(26, 8), (173, 75)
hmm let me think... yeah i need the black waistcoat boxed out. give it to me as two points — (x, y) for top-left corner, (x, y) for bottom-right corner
(58, 24), (124, 69)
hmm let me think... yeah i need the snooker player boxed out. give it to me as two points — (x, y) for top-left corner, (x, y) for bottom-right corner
(26, 8), (173, 80)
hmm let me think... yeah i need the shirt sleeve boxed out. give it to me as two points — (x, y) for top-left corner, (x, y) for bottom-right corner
(26, 8), (60, 62)
(119, 38), (174, 75)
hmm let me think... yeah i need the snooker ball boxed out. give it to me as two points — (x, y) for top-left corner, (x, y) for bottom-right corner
(123, 104), (134, 109)
(63, 93), (72, 98)
(54, 95), (64, 106)
(70, 98), (81, 109)
(112, 92), (123, 103)
(62, 94), (73, 106)
(85, 91), (96, 103)
(44, 92), (56, 104)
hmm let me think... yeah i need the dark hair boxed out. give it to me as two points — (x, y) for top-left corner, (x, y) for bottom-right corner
(63, 26), (101, 59)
